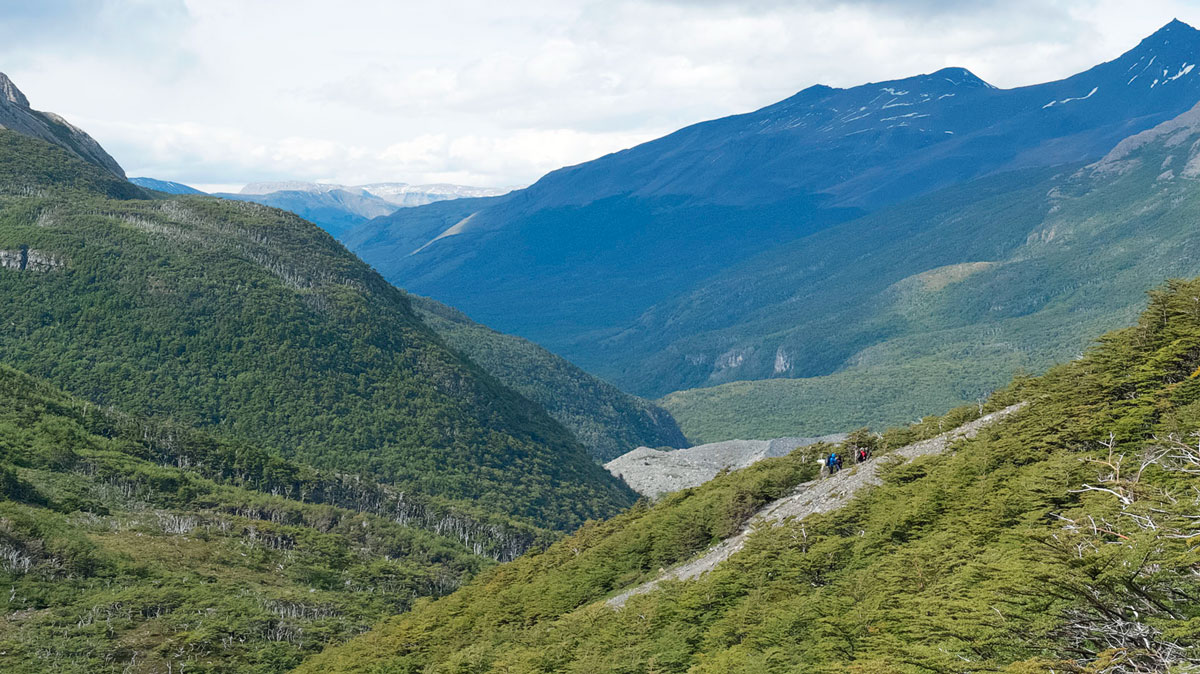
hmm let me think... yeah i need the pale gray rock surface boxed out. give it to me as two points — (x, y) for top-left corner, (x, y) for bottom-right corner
(0, 73), (125, 178)
(605, 434), (846, 499)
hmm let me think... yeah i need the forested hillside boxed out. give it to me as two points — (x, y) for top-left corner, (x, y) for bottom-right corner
(410, 295), (685, 462)
(0, 363), (532, 672)
(0, 129), (634, 530)
(301, 277), (1200, 672)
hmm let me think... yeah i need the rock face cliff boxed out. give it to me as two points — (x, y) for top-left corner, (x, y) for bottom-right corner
(0, 247), (66, 272)
(0, 72), (125, 178)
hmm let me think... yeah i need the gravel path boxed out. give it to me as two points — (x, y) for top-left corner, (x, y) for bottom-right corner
(607, 403), (1026, 608)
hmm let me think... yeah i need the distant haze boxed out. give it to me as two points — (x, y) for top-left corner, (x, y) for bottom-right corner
(3, 0), (1200, 187)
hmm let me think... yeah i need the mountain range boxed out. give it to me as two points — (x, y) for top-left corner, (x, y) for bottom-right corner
(341, 19), (1200, 439)
(127, 178), (515, 239)
(5, 16), (1200, 673)
(215, 181), (512, 238)
(127, 176), (205, 194)
(655, 107), (1200, 441)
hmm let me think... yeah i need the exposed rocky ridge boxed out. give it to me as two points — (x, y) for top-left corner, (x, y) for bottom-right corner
(605, 433), (845, 498)
(0, 72), (125, 178)
(607, 403), (1025, 607)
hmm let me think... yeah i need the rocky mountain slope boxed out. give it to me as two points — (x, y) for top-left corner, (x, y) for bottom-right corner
(0, 72), (124, 178)
(299, 276), (1200, 673)
(607, 403), (1023, 607)
(344, 20), (1200, 399)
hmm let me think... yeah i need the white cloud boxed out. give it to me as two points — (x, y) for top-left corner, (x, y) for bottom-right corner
(2, 0), (1199, 188)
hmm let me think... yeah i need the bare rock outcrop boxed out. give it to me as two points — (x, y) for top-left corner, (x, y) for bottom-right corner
(0, 247), (66, 272)
(0, 72), (125, 178)
(606, 433), (846, 499)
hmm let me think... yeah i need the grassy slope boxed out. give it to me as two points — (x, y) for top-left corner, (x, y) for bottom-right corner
(661, 129), (1200, 442)
(300, 278), (1200, 673)
(0, 364), (499, 673)
(0, 130), (634, 530)
(410, 295), (686, 462)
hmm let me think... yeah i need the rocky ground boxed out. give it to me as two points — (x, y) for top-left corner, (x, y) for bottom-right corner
(605, 434), (845, 499)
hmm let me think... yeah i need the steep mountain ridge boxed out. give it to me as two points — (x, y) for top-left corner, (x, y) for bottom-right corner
(346, 20), (1200, 394)
(0, 72), (125, 178)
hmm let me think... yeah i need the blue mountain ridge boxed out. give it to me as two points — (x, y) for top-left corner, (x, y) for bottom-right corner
(128, 176), (206, 195)
(342, 20), (1200, 397)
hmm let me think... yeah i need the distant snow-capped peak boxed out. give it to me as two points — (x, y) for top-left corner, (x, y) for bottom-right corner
(239, 180), (515, 207)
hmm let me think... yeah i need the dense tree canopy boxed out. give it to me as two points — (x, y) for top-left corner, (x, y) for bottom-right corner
(302, 278), (1200, 673)
(0, 131), (635, 531)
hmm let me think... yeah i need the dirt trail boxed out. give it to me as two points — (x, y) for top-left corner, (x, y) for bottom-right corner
(607, 403), (1026, 608)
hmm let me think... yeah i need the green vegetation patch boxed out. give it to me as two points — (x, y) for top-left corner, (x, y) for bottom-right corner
(0, 364), (495, 673)
(301, 278), (1200, 673)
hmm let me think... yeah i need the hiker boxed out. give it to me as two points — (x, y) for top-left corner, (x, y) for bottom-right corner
(835, 453), (844, 471)
(826, 453), (837, 474)
(857, 447), (870, 464)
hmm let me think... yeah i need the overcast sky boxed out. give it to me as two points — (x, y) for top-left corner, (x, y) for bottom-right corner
(3, 0), (1199, 191)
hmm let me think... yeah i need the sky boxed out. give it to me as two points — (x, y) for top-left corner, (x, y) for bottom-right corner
(3, 0), (1200, 192)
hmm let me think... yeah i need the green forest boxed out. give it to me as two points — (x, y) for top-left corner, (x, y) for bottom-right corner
(0, 363), (504, 672)
(410, 296), (685, 462)
(0, 131), (633, 531)
(301, 278), (1200, 672)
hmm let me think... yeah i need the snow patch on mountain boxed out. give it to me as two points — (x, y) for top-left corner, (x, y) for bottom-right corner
(1043, 87), (1098, 108)
(410, 212), (480, 256)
